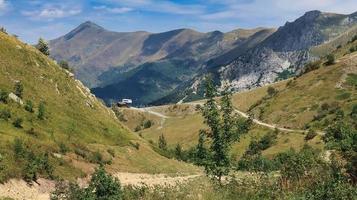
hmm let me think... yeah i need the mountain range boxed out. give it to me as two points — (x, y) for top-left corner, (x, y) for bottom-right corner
(49, 10), (357, 106)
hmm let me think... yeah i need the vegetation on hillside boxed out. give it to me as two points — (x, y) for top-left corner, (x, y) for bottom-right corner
(0, 31), (196, 184)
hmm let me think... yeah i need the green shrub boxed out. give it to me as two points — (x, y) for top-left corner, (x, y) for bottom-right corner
(0, 89), (9, 103)
(12, 117), (23, 128)
(130, 142), (140, 150)
(13, 138), (25, 159)
(38, 101), (46, 120)
(51, 166), (122, 200)
(305, 129), (317, 141)
(244, 132), (277, 157)
(14, 82), (23, 99)
(0, 109), (11, 121)
(90, 151), (104, 164)
(267, 86), (277, 97)
(134, 125), (141, 132)
(303, 60), (321, 74)
(325, 54), (335, 65)
(143, 120), (154, 129)
(237, 154), (276, 172)
(59, 143), (69, 154)
(346, 73), (357, 88)
(351, 104), (357, 120)
(279, 145), (321, 182)
(58, 60), (71, 71)
(24, 100), (34, 113)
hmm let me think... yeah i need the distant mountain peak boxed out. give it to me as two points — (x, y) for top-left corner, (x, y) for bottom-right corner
(292, 10), (323, 23)
(63, 21), (105, 41)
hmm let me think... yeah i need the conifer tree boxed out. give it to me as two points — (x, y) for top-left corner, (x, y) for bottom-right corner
(36, 38), (50, 56)
(158, 133), (167, 150)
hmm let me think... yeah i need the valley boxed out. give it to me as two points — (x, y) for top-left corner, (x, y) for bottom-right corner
(0, 3), (356, 199)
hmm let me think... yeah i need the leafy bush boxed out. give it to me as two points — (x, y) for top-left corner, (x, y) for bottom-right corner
(244, 132), (277, 157)
(14, 82), (23, 98)
(279, 145), (321, 182)
(305, 129), (317, 141)
(325, 54), (335, 65)
(0, 89), (9, 103)
(12, 138), (54, 182)
(346, 73), (357, 88)
(38, 101), (46, 120)
(0, 109), (11, 121)
(59, 143), (69, 154)
(134, 125), (141, 132)
(130, 142), (140, 150)
(143, 120), (154, 129)
(237, 154), (277, 172)
(58, 60), (72, 71)
(351, 104), (357, 120)
(267, 86), (277, 97)
(51, 166), (122, 200)
(12, 117), (23, 128)
(302, 60), (321, 74)
(24, 100), (34, 113)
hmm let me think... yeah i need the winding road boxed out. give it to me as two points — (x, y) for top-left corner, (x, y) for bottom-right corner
(132, 102), (325, 135)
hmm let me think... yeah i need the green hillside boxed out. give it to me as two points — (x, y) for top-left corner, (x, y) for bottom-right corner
(0, 32), (197, 183)
(243, 40), (357, 130)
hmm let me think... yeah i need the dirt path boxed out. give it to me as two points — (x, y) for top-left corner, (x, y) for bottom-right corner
(180, 102), (326, 135)
(114, 172), (201, 186)
(131, 107), (171, 129)
(0, 173), (201, 200)
(131, 107), (170, 119)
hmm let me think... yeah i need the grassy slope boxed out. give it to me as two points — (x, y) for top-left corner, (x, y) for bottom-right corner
(241, 42), (357, 130)
(120, 103), (323, 161)
(0, 32), (197, 182)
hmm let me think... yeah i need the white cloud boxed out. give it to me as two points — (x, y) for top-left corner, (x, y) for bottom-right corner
(22, 7), (81, 20)
(0, 0), (9, 14)
(107, 0), (205, 15)
(94, 5), (133, 14)
(200, 0), (357, 23)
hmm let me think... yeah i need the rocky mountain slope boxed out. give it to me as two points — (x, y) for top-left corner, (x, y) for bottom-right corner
(154, 10), (357, 105)
(0, 31), (196, 184)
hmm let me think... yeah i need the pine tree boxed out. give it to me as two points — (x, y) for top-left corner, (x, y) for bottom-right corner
(36, 38), (50, 56)
(158, 133), (167, 150)
(175, 143), (183, 160)
(38, 101), (46, 120)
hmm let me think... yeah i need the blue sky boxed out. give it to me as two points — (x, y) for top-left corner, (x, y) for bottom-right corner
(0, 0), (356, 43)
